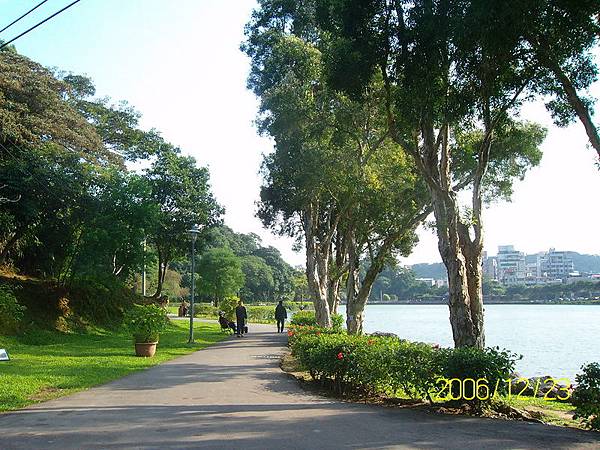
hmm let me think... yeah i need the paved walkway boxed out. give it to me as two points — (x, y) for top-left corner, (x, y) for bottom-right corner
(1, 324), (599, 449)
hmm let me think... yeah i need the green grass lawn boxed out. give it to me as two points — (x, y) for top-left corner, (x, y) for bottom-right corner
(0, 320), (227, 412)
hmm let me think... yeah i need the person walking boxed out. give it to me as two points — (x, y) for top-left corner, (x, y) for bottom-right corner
(275, 300), (287, 333)
(235, 300), (247, 338)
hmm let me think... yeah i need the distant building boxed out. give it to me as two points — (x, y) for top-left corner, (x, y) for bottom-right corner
(416, 278), (436, 286)
(539, 248), (574, 280)
(435, 279), (448, 288)
(496, 245), (526, 284)
(482, 251), (497, 280)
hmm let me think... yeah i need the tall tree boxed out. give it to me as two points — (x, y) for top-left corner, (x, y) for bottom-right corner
(240, 255), (275, 302)
(145, 146), (223, 298)
(198, 247), (245, 306)
(315, 0), (547, 346)
(243, 5), (432, 330)
(0, 51), (103, 160)
(245, 0), (549, 344)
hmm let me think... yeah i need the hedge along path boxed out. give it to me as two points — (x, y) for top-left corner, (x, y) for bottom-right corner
(0, 324), (598, 449)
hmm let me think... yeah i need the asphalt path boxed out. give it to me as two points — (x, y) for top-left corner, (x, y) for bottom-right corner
(1, 323), (599, 449)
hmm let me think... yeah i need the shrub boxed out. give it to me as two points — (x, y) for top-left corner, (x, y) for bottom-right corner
(331, 313), (344, 331)
(247, 305), (275, 322)
(391, 341), (439, 401)
(572, 362), (600, 430)
(289, 326), (519, 405)
(290, 329), (400, 395)
(290, 310), (317, 327)
(0, 285), (26, 335)
(194, 302), (218, 317)
(434, 346), (520, 402)
(218, 296), (240, 320)
(290, 310), (344, 331)
(287, 324), (339, 347)
(123, 304), (168, 343)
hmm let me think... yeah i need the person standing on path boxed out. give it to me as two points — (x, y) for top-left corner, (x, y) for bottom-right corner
(275, 300), (287, 333)
(235, 300), (247, 338)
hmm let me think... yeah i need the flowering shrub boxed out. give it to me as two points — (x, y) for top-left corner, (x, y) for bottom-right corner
(288, 326), (519, 403)
(290, 329), (400, 394)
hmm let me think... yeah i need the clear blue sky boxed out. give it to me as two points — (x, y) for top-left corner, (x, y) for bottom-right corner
(1, 0), (599, 267)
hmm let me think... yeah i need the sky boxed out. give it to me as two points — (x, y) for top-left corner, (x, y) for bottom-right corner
(1, 0), (599, 267)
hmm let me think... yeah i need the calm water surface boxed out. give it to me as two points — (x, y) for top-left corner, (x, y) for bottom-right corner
(338, 304), (600, 380)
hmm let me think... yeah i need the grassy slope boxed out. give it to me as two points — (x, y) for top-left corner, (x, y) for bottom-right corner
(0, 320), (227, 412)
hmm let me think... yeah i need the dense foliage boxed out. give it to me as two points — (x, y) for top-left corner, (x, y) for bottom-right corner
(123, 304), (169, 343)
(0, 48), (223, 324)
(290, 310), (344, 331)
(289, 326), (519, 405)
(0, 285), (26, 334)
(572, 362), (600, 430)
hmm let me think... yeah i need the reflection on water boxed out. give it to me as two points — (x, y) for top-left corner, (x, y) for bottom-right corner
(338, 304), (600, 380)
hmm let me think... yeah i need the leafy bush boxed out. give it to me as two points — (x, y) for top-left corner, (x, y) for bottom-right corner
(194, 302), (218, 317)
(287, 324), (339, 347)
(0, 285), (26, 335)
(69, 278), (137, 326)
(217, 296), (240, 320)
(391, 341), (439, 400)
(247, 305), (275, 322)
(434, 346), (520, 401)
(123, 304), (168, 343)
(572, 362), (600, 430)
(290, 310), (317, 326)
(290, 328), (399, 394)
(289, 327), (519, 404)
(331, 313), (344, 331)
(290, 310), (344, 331)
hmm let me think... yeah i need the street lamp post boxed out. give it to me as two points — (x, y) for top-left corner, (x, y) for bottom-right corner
(187, 225), (202, 343)
(141, 236), (146, 296)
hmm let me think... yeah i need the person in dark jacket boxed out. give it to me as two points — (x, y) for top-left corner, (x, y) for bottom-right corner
(235, 300), (247, 337)
(275, 300), (287, 333)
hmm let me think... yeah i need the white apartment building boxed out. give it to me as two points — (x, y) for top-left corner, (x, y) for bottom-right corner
(539, 248), (574, 280)
(496, 245), (526, 284)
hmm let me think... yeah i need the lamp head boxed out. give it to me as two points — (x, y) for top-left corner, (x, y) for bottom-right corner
(187, 224), (202, 243)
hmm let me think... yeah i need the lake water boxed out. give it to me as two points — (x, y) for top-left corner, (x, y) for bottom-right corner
(337, 304), (600, 381)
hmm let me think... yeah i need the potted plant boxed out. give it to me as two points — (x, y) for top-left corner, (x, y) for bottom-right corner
(123, 304), (168, 357)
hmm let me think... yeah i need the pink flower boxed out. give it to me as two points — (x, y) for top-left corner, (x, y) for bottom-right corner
(337, 352), (344, 360)
(288, 331), (294, 337)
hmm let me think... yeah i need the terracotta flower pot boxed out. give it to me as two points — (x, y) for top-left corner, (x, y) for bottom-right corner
(134, 341), (158, 357)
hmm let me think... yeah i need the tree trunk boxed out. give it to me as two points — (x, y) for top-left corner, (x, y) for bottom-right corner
(345, 231), (395, 335)
(152, 249), (166, 298)
(431, 190), (484, 348)
(345, 233), (362, 334)
(327, 278), (341, 314)
(304, 206), (332, 328)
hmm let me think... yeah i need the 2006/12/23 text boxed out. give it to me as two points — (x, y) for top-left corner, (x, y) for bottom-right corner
(432, 377), (572, 401)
